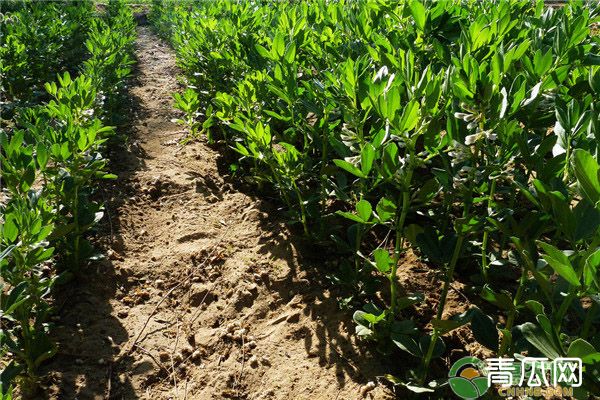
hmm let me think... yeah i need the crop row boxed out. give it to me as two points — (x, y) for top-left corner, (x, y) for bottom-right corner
(152, 0), (600, 395)
(0, 1), (136, 397)
(0, 1), (93, 110)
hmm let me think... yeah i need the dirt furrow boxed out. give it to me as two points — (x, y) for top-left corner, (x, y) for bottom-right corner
(43, 25), (392, 400)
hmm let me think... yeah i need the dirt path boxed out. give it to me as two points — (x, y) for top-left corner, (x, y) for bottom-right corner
(43, 25), (394, 400)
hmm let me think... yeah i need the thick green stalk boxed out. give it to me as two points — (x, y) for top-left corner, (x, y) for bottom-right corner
(481, 178), (497, 282)
(498, 267), (527, 356)
(73, 184), (80, 269)
(319, 122), (329, 237)
(292, 181), (309, 236)
(554, 287), (578, 331)
(390, 169), (413, 318)
(563, 136), (571, 183)
(421, 194), (472, 383)
(581, 301), (597, 340)
(420, 233), (465, 383)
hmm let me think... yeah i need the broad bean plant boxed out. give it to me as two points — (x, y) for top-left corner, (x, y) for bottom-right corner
(152, 0), (600, 395)
(0, 1), (136, 396)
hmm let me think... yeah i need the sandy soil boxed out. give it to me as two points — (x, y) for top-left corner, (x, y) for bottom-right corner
(41, 25), (403, 400)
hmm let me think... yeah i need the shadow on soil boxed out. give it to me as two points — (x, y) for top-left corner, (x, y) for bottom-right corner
(41, 25), (151, 400)
(212, 151), (395, 391)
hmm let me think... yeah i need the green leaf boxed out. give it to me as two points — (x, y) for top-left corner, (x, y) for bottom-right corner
(519, 322), (561, 359)
(480, 285), (514, 311)
(336, 211), (365, 224)
(397, 100), (420, 132)
(273, 32), (285, 59)
(3, 216), (18, 243)
(409, 0), (427, 31)
(376, 197), (396, 222)
(567, 338), (596, 359)
(537, 241), (580, 286)
(333, 159), (366, 178)
(392, 333), (421, 357)
(284, 42), (296, 64)
(573, 149), (600, 206)
(584, 249), (600, 287)
(356, 199), (372, 222)
(360, 143), (376, 175)
(525, 300), (545, 316)
(373, 248), (391, 273)
(36, 143), (48, 170)
(471, 309), (499, 351)
(395, 293), (424, 310)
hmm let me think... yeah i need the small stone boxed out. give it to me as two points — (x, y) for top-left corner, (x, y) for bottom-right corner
(75, 359), (83, 365)
(155, 279), (165, 288)
(191, 350), (202, 362)
(360, 382), (376, 397)
(117, 309), (129, 319)
(246, 340), (257, 349)
(247, 283), (258, 293)
(159, 351), (170, 362)
(249, 355), (259, 368)
(181, 345), (194, 356)
(98, 358), (106, 365)
(260, 355), (271, 366)
(232, 328), (247, 342)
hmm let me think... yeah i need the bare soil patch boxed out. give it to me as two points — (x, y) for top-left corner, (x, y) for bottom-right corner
(42, 26), (401, 400)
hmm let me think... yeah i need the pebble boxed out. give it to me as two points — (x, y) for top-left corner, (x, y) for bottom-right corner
(247, 283), (258, 293)
(360, 382), (376, 397)
(191, 350), (202, 362)
(117, 309), (129, 319)
(159, 351), (170, 362)
(232, 328), (247, 342)
(75, 359), (83, 365)
(181, 345), (194, 356)
(249, 355), (259, 368)
(260, 355), (271, 366)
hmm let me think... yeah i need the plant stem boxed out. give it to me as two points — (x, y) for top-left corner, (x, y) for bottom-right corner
(292, 181), (309, 236)
(554, 287), (578, 331)
(581, 301), (597, 340)
(498, 267), (527, 356)
(420, 233), (465, 383)
(420, 193), (472, 384)
(390, 169), (413, 318)
(73, 184), (80, 269)
(563, 136), (571, 183)
(481, 178), (497, 283)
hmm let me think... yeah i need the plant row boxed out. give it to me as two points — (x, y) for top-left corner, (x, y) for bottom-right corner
(152, 0), (600, 396)
(0, 1), (94, 112)
(0, 1), (136, 397)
